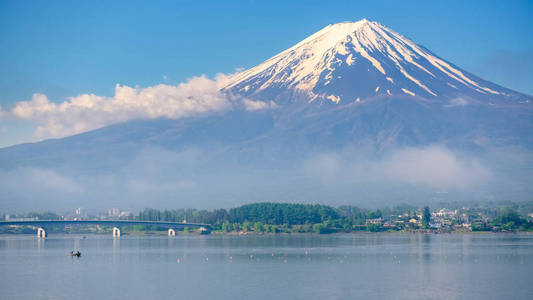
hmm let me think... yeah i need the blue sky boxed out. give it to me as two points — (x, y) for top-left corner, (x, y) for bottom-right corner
(1, 0), (532, 147)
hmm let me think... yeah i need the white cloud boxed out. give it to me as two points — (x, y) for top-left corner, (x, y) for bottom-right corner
(378, 146), (491, 188)
(2, 144), (531, 210)
(302, 145), (491, 189)
(9, 75), (236, 139)
(0, 168), (83, 194)
(4, 72), (280, 140)
(243, 99), (278, 111)
(448, 97), (468, 106)
(303, 153), (343, 184)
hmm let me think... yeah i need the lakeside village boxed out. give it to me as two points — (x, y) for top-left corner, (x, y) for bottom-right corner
(2, 202), (533, 235)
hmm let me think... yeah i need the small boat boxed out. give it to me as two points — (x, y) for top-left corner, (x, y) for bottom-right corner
(69, 251), (82, 257)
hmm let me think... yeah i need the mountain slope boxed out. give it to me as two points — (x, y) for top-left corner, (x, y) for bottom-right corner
(224, 19), (529, 105)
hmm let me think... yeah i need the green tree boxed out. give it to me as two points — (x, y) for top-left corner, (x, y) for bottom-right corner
(253, 222), (264, 233)
(343, 223), (352, 232)
(422, 206), (431, 229)
(471, 222), (490, 231)
(492, 206), (523, 231)
(499, 206), (521, 224)
(222, 220), (232, 232)
(367, 223), (381, 232)
(313, 223), (323, 234)
(242, 221), (251, 232)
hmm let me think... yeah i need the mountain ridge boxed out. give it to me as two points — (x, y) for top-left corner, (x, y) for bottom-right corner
(224, 19), (530, 106)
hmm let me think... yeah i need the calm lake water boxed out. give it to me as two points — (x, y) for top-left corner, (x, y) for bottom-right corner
(0, 233), (532, 300)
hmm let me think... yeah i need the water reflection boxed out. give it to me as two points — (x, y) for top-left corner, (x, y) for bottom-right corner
(0, 234), (531, 300)
(421, 234), (431, 263)
(37, 236), (45, 249)
(113, 236), (120, 249)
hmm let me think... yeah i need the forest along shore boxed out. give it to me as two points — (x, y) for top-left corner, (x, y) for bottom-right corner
(2, 202), (533, 235)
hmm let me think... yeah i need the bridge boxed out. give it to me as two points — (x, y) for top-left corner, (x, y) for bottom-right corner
(0, 220), (212, 237)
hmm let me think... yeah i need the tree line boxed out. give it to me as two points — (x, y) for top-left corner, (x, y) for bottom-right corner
(3, 201), (532, 234)
(134, 202), (533, 233)
(136, 203), (382, 226)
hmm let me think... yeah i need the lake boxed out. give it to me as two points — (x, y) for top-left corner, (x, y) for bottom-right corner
(0, 233), (532, 299)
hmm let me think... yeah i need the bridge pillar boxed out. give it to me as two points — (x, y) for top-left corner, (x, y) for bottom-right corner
(168, 228), (176, 236)
(199, 227), (210, 234)
(37, 227), (46, 238)
(112, 227), (121, 237)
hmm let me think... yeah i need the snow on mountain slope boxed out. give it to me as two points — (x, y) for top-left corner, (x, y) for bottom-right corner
(224, 19), (529, 104)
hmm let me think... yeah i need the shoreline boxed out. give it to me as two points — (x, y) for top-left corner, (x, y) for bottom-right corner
(1, 230), (532, 237)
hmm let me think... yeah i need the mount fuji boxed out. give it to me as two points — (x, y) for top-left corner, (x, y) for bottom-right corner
(224, 19), (528, 106)
(1, 19), (532, 209)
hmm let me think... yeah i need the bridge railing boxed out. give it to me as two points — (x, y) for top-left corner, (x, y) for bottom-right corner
(0, 220), (212, 237)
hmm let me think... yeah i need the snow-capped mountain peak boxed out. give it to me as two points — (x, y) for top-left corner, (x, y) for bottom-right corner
(225, 19), (521, 104)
